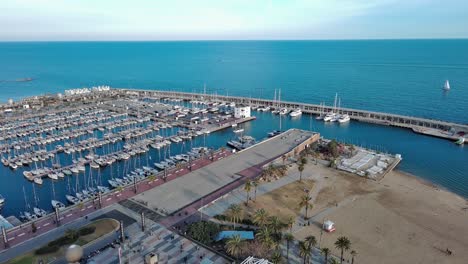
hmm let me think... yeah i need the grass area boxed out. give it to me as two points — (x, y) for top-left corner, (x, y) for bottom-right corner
(239, 179), (315, 223)
(8, 218), (119, 264)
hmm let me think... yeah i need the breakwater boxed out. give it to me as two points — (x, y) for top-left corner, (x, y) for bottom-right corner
(116, 89), (468, 142)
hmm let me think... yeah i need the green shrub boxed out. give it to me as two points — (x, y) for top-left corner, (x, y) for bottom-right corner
(187, 221), (220, 245)
(48, 229), (78, 247)
(35, 245), (60, 255)
(78, 226), (96, 236)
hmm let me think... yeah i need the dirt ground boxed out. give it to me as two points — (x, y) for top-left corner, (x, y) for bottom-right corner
(239, 179), (315, 223)
(293, 164), (468, 264)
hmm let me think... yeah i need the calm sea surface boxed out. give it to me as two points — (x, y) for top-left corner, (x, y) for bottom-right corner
(0, 40), (467, 217)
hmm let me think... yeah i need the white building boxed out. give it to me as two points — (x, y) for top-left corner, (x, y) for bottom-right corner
(234, 105), (251, 119)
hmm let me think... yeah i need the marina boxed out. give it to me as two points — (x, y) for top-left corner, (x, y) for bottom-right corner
(0, 86), (467, 228)
(121, 89), (468, 142)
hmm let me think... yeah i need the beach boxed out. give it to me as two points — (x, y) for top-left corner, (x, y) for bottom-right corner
(292, 165), (468, 264)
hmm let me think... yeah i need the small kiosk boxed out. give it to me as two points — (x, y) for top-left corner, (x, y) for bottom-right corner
(323, 220), (336, 232)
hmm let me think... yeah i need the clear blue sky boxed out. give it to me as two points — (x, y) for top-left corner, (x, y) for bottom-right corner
(1, 0), (467, 41)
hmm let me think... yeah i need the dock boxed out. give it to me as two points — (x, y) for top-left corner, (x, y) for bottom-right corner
(113, 89), (468, 142)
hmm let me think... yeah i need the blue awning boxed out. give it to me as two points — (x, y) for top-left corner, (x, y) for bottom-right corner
(215, 231), (254, 241)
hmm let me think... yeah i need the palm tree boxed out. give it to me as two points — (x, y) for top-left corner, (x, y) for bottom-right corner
(286, 215), (294, 232)
(350, 250), (357, 264)
(300, 156), (308, 165)
(244, 180), (252, 205)
(271, 251), (282, 264)
(334, 236), (351, 264)
(298, 163), (305, 181)
(298, 241), (311, 264)
(299, 194), (312, 219)
(227, 204), (242, 228)
(329, 258), (340, 264)
(225, 234), (243, 259)
(284, 233), (294, 260)
(321, 247), (330, 264)
(258, 227), (275, 249)
(252, 178), (259, 201)
(268, 216), (283, 234)
(305, 235), (317, 249)
(253, 208), (269, 227)
(305, 235), (317, 263)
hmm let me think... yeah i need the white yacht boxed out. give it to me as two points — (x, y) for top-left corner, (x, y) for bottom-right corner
(323, 113), (336, 122)
(65, 194), (80, 204)
(289, 109), (302, 117)
(51, 200), (65, 210)
(338, 114), (350, 123)
(279, 108), (289, 115)
(0, 194), (5, 207)
(33, 177), (43, 185)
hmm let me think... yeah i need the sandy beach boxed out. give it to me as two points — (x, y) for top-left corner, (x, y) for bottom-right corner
(289, 164), (468, 264)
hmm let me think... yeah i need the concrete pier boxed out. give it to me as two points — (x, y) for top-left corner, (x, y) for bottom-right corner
(115, 89), (468, 142)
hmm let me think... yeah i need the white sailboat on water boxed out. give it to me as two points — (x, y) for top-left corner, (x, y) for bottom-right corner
(442, 80), (450, 91)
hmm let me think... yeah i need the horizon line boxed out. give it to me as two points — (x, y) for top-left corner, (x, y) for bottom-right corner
(1, 37), (468, 43)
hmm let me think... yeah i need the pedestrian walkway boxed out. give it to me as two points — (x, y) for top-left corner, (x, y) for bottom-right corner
(119, 199), (165, 222)
(89, 204), (230, 264)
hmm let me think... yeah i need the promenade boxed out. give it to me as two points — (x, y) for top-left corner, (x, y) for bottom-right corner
(0, 150), (230, 254)
(0, 129), (318, 262)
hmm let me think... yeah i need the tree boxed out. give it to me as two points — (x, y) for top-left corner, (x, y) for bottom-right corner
(187, 221), (220, 245)
(300, 156), (308, 166)
(244, 180), (252, 205)
(329, 258), (340, 264)
(225, 234), (244, 259)
(335, 236), (351, 264)
(305, 235), (317, 262)
(327, 140), (339, 158)
(299, 194), (312, 219)
(350, 250), (357, 264)
(252, 178), (259, 201)
(299, 240), (311, 264)
(257, 227), (275, 249)
(227, 204), (243, 228)
(286, 215), (295, 232)
(305, 235), (317, 248)
(271, 251), (282, 264)
(268, 216), (283, 234)
(298, 163), (305, 181)
(321, 248), (330, 264)
(253, 208), (269, 227)
(284, 233), (294, 260)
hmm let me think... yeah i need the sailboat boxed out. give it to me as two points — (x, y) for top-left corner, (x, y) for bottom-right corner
(324, 93), (338, 122)
(316, 102), (325, 120)
(442, 80), (450, 91)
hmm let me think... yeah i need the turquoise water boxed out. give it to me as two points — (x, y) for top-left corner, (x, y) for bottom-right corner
(0, 40), (467, 217)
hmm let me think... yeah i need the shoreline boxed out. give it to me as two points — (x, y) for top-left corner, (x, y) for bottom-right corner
(394, 169), (468, 201)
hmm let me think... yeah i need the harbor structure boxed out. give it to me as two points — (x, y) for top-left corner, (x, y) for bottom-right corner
(113, 89), (467, 142)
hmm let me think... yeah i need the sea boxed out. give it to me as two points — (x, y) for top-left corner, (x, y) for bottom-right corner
(0, 40), (467, 218)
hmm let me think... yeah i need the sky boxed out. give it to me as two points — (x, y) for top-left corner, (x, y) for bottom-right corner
(1, 0), (468, 41)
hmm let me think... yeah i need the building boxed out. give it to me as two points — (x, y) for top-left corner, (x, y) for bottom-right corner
(234, 105), (251, 118)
